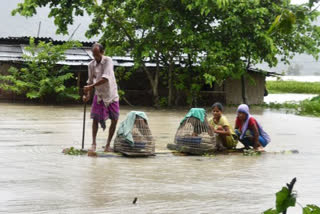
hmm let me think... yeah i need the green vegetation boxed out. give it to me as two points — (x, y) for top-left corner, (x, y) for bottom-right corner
(202, 153), (216, 158)
(12, 0), (320, 106)
(63, 147), (87, 156)
(300, 96), (320, 117)
(265, 96), (320, 117)
(267, 81), (320, 94)
(243, 149), (262, 156)
(0, 38), (81, 103)
(264, 178), (320, 214)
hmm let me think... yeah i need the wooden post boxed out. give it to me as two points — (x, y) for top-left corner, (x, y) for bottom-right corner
(77, 71), (81, 95)
(81, 102), (86, 150)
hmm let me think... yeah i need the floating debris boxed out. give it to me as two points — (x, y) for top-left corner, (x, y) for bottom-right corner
(132, 197), (138, 204)
(62, 147), (87, 156)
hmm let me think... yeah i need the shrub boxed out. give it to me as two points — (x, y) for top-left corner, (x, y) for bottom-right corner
(0, 37), (81, 103)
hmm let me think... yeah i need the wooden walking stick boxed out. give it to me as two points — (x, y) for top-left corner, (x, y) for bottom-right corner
(81, 102), (87, 150)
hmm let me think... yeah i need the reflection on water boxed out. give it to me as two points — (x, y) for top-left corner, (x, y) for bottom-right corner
(0, 103), (320, 213)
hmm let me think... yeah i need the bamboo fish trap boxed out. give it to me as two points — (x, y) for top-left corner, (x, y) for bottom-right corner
(114, 112), (155, 157)
(167, 108), (217, 155)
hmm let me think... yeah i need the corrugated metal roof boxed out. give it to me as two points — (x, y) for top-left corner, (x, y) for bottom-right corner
(0, 37), (274, 72)
(248, 67), (279, 77)
(0, 40), (158, 67)
(0, 57), (22, 62)
(0, 36), (94, 47)
(0, 45), (22, 53)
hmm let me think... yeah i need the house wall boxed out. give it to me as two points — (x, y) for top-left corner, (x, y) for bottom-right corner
(1, 61), (267, 105)
(224, 72), (265, 105)
(116, 68), (266, 106)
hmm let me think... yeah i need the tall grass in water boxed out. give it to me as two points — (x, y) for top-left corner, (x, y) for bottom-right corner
(265, 96), (320, 117)
(266, 81), (320, 94)
(300, 96), (320, 117)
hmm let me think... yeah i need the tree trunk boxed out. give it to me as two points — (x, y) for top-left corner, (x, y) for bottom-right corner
(242, 56), (251, 105)
(152, 82), (159, 107)
(241, 74), (248, 104)
(142, 63), (159, 108)
(77, 71), (81, 95)
(168, 62), (173, 107)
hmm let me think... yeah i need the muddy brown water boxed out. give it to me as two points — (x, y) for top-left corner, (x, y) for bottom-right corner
(0, 103), (320, 214)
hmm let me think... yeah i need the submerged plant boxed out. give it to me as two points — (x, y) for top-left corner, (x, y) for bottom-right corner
(202, 153), (215, 158)
(243, 149), (262, 156)
(63, 147), (86, 156)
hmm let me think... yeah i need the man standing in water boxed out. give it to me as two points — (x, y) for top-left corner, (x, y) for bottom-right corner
(83, 43), (119, 152)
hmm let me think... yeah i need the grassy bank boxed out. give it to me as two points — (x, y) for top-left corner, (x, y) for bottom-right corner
(264, 96), (320, 117)
(266, 81), (320, 94)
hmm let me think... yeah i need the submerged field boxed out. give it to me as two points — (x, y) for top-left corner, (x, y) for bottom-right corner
(266, 81), (320, 94)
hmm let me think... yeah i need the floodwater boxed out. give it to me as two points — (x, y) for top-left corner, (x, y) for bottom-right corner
(1, 103), (320, 214)
(265, 75), (319, 103)
(266, 75), (320, 82)
(264, 93), (318, 104)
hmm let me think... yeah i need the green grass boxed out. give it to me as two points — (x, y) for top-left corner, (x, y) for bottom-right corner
(266, 81), (320, 94)
(299, 96), (320, 117)
(264, 96), (320, 117)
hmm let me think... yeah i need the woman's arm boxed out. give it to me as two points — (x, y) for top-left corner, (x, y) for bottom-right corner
(251, 123), (260, 148)
(234, 118), (239, 130)
(214, 126), (231, 136)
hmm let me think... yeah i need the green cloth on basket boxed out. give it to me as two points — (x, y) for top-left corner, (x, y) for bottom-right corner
(181, 108), (206, 124)
(116, 111), (148, 146)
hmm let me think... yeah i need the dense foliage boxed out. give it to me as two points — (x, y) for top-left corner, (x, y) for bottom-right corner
(0, 38), (81, 103)
(12, 0), (320, 106)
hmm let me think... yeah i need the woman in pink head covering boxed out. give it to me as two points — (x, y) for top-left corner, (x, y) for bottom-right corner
(235, 104), (270, 151)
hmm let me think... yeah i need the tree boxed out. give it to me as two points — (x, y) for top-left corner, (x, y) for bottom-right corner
(12, 0), (320, 106)
(0, 38), (81, 103)
(84, 0), (218, 107)
(12, 0), (225, 107)
(193, 0), (320, 104)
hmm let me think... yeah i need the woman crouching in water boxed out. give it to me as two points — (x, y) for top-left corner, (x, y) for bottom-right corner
(235, 104), (270, 151)
(209, 102), (238, 150)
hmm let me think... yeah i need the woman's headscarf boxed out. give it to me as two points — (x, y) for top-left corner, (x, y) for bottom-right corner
(237, 104), (270, 143)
